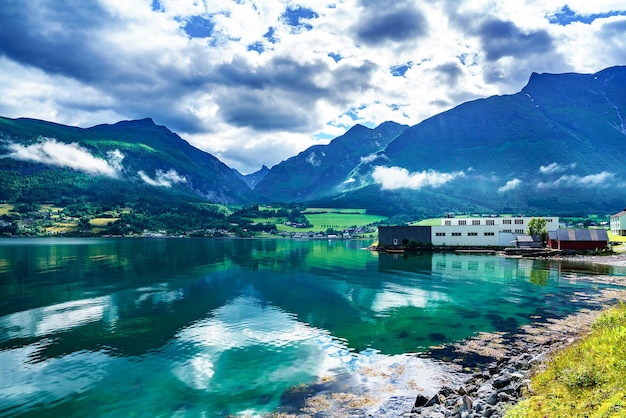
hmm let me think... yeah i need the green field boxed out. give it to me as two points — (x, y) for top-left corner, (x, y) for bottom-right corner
(304, 212), (385, 229)
(273, 208), (386, 234)
(0, 204), (13, 216)
(302, 208), (367, 215)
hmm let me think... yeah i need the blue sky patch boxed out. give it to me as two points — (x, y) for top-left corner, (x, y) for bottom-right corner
(391, 62), (412, 77)
(328, 52), (342, 63)
(263, 27), (277, 44)
(183, 16), (215, 38)
(548, 5), (626, 26)
(282, 6), (318, 30)
(248, 42), (265, 53)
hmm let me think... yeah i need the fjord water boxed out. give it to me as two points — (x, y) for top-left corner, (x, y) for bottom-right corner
(1, 238), (624, 417)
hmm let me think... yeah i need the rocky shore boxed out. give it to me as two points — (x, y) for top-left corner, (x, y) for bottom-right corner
(406, 253), (626, 418)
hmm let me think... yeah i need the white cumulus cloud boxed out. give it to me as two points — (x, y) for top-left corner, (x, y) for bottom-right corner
(372, 166), (465, 190)
(360, 153), (382, 164)
(539, 162), (577, 174)
(138, 169), (187, 188)
(2, 137), (123, 177)
(498, 178), (522, 193)
(537, 171), (615, 189)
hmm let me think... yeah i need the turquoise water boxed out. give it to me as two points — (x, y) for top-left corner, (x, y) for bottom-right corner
(0, 238), (624, 417)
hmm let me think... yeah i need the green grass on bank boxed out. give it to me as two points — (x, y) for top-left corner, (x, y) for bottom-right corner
(269, 208), (386, 234)
(506, 303), (626, 417)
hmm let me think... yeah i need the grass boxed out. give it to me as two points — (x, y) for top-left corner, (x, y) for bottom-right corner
(38, 204), (63, 213)
(0, 204), (13, 216)
(609, 231), (626, 243)
(410, 218), (442, 226)
(608, 232), (626, 252)
(304, 212), (385, 230)
(506, 302), (626, 417)
(89, 217), (120, 227)
(262, 208), (385, 234)
(45, 224), (77, 234)
(302, 208), (367, 214)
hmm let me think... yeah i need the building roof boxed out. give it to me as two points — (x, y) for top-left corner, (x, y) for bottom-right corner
(516, 234), (541, 242)
(555, 228), (609, 242)
(611, 210), (626, 218)
(548, 231), (557, 240)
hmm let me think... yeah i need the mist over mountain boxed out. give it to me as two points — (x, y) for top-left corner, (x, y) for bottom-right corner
(0, 117), (253, 205)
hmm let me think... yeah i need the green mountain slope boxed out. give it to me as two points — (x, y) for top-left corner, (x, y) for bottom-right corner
(254, 121), (408, 202)
(0, 117), (253, 205)
(317, 66), (626, 215)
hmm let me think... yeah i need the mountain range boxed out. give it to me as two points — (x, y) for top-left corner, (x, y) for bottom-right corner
(0, 117), (253, 206)
(1, 66), (625, 217)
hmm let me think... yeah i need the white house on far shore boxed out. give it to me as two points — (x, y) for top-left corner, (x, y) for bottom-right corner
(610, 209), (626, 236)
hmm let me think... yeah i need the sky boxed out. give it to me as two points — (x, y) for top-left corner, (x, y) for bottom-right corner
(0, 1), (625, 174)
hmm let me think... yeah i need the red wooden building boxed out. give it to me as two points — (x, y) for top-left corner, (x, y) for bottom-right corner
(547, 228), (609, 251)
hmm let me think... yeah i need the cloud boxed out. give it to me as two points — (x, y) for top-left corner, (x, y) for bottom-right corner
(476, 19), (554, 62)
(372, 166), (464, 190)
(498, 178), (521, 193)
(539, 162), (577, 174)
(352, 0), (428, 46)
(0, 1), (626, 173)
(138, 169), (187, 188)
(536, 172), (615, 189)
(2, 138), (122, 177)
(360, 153), (382, 164)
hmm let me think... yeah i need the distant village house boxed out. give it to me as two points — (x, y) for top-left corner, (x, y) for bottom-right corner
(610, 209), (626, 236)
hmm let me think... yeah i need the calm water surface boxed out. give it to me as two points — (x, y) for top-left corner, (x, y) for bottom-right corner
(1, 238), (625, 417)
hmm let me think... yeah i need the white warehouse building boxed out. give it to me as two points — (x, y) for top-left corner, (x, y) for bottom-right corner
(431, 216), (559, 247)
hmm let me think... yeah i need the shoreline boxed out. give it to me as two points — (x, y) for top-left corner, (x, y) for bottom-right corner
(408, 254), (626, 417)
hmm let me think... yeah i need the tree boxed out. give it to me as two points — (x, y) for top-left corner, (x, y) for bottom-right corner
(527, 218), (548, 242)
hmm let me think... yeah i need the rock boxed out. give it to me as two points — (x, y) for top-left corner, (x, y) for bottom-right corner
(457, 394), (473, 414)
(492, 375), (511, 389)
(438, 385), (456, 398)
(498, 384), (517, 395)
(481, 406), (496, 417)
(425, 394), (442, 407)
(497, 392), (511, 402)
(486, 392), (498, 405)
(414, 394), (429, 408)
